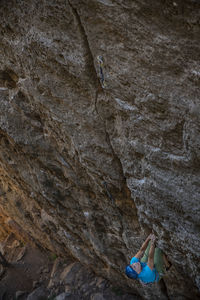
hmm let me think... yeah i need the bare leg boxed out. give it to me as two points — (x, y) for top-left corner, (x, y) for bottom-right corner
(147, 240), (155, 270)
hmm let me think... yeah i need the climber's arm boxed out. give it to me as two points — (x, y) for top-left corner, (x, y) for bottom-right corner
(134, 234), (152, 259)
(147, 239), (155, 270)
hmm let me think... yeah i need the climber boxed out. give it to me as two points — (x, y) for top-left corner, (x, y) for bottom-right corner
(125, 233), (171, 284)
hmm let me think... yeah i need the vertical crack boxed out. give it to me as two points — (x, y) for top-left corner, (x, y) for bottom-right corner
(68, 0), (101, 90)
(105, 125), (126, 185)
(69, 0), (139, 237)
(68, 0), (103, 116)
(68, 0), (125, 185)
(68, 1), (126, 192)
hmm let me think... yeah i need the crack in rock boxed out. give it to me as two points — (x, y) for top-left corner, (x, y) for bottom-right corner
(68, 0), (100, 89)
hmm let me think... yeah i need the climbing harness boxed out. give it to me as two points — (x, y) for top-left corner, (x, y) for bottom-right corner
(103, 181), (114, 205)
(97, 55), (107, 88)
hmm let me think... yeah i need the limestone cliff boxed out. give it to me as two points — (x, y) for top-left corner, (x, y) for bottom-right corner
(0, 0), (200, 299)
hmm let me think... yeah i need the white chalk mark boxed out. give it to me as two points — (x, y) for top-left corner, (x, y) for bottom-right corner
(191, 70), (200, 77)
(127, 178), (147, 190)
(97, 0), (114, 6)
(133, 178), (146, 185)
(114, 98), (136, 111)
(64, 230), (71, 239)
(58, 155), (70, 168)
(84, 211), (90, 217)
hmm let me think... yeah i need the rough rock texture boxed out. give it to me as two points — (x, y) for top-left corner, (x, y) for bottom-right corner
(0, 0), (200, 299)
(0, 233), (136, 299)
(47, 257), (139, 299)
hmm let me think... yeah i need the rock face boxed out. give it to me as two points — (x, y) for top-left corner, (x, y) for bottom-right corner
(0, 0), (200, 299)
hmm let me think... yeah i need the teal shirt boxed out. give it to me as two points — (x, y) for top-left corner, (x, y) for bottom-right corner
(130, 257), (159, 284)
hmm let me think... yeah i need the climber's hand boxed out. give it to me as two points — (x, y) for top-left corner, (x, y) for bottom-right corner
(147, 233), (153, 240)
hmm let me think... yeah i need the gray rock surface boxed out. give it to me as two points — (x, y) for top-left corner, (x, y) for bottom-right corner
(55, 293), (71, 300)
(27, 287), (47, 300)
(15, 291), (27, 299)
(0, 0), (200, 299)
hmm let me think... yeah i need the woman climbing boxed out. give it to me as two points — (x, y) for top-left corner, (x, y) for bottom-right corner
(125, 233), (171, 284)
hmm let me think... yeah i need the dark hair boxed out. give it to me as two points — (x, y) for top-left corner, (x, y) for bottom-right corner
(125, 265), (138, 279)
